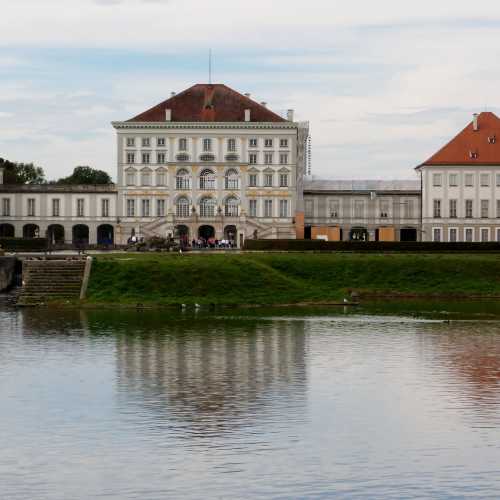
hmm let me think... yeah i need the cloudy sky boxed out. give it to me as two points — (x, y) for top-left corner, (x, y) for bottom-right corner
(1, 0), (500, 181)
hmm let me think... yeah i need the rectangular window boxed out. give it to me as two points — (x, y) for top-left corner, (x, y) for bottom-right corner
(249, 174), (257, 187)
(249, 199), (257, 217)
(249, 153), (257, 165)
(449, 174), (458, 187)
(465, 199), (473, 218)
(280, 139), (288, 148)
(227, 138), (236, 152)
(156, 199), (165, 217)
(465, 228), (474, 242)
(433, 228), (442, 242)
(156, 171), (166, 186)
(142, 153), (150, 164)
(142, 137), (150, 147)
(27, 198), (36, 217)
(264, 138), (273, 148)
(465, 174), (474, 187)
(264, 173), (273, 187)
(157, 137), (165, 147)
(433, 173), (442, 187)
(433, 199), (441, 218)
(403, 199), (414, 219)
(480, 174), (490, 187)
(279, 154), (288, 165)
(249, 138), (258, 148)
(126, 199), (135, 217)
(481, 228), (489, 242)
(77, 199), (85, 217)
(380, 200), (389, 218)
(497, 200), (500, 218)
(330, 200), (340, 218)
(126, 137), (135, 147)
(264, 153), (273, 164)
(449, 228), (458, 242)
(305, 200), (313, 217)
(496, 174), (500, 187)
(52, 198), (60, 217)
(449, 199), (457, 218)
(2, 198), (10, 216)
(354, 200), (364, 219)
(264, 199), (273, 217)
(141, 199), (150, 217)
(279, 174), (289, 187)
(101, 199), (109, 217)
(179, 138), (187, 151)
(481, 200), (489, 218)
(203, 138), (212, 152)
(126, 171), (135, 186)
(126, 153), (135, 164)
(141, 171), (151, 186)
(157, 152), (166, 164)
(279, 199), (289, 218)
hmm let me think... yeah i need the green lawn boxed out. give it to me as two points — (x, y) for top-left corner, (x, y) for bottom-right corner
(85, 252), (500, 306)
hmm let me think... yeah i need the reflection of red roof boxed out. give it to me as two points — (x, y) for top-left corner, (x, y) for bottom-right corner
(127, 83), (286, 123)
(420, 112), (500, 167)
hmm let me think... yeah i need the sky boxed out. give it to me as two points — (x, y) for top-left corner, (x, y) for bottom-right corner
(1, 0), (500, 182)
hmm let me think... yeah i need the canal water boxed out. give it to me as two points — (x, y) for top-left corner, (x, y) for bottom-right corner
(1, 303), (499, 499)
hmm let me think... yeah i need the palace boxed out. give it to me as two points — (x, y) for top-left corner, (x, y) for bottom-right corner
(1, 83), (500, 245)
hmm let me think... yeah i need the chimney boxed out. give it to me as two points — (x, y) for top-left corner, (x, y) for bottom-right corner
(171, 91), (176, 97)
(261, 102), (267, 107)
(244, 109), (251, 122)
(0, 166), (4, 185)
(165, 109), (172, 121)
(287, 109), (294, 121)
(244, 92), (251, 98)
(473, 113), (479, 131)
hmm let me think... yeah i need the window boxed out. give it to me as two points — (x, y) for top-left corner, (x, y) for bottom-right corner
(305, 200), (313, 217)
(141, 170), (151, 186)
(497, 200), (500, 218)
(433, 228), (442, 242)
(179, 138), (187, 151)
(225, 169), (239, 190)
(101, 199), (109, 217)
(354, 200), (364, 219)
(449, 228), (458, 242)
(156, 170), (166, 187)
(480, 174), (490, 187)
(27, 198), (36, 216)
(142, 137), (150, 147)
(465, 228), (474, 242)
(249, 138), (258, 148)
(496, 174), (500, 187)
(156, 199), (165, 217)
(176, 197), (189, 218)
(403, 199), (414, 219)
(126, 170), (136, 186)
(142, 153), (150, 164)
(279, 154), (288, 165)
(200, 197), (216, 217)
(2, 198), (10, 216)
(176, 169), (190, 190)
(157, 152), (166, 164)
(330, 200), (340, 218)
(126, 153), (135, 164)
(380, 200), (389, 219)
(264, 153), (273, 164)
(279, 173), (289, 187)
(465, 174), (474, 187)
(200, 169), (216, 190)
(249, 199), (257, 217)
(249, 174), (257, 187)
(465, 199), (473, 218)
(227, 138), (236, 152)
(449, 174), (458, 187)
(264, 139), (273, 148)
(481, 228), (489, 242)
(157, 137), (165, 147)
(481, 200), (489, 218)
(264, 199), (273, 217)
(203, 138), (212, 152)
(449, 199), (457, 218)
(433, 173), (442, 187)
(224, 196), (239, 217)
(126, 199), (135, 217)
(264, 173), (273, 187)
(141, 199), (150, 217)
(280, 139), (288, 148)
(433, 199), (441, 218)
(77, 199), (85, 217)
(279, 199), (289, 218)
(126, 137), (135, 147)
(249, 153), (257, 165)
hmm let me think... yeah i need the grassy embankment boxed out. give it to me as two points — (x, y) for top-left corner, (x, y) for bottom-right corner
(85, 253), (500, 306)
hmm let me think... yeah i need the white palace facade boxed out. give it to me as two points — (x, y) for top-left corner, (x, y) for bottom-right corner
(1, 83), (500, 245)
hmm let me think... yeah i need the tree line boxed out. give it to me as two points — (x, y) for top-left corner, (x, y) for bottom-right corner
(0, 158), (112, 185)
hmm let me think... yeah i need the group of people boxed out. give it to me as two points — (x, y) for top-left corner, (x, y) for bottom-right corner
(190, 237), (236, 249)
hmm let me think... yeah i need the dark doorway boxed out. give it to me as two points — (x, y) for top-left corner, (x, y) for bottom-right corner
(349, 227), (368, 241)
(400, 227), (418, 242)
(23, 224), (40, 239)
(198, 225), (215, 240)
(224, 225), (237, 245)
(0, 224), (15, 238)
(175, 225), (189, 247)
(304, 226), (312, 240)
(72, 225), (89, 246)
(47, 225), (65, 245)
(97, 225), (114, 245)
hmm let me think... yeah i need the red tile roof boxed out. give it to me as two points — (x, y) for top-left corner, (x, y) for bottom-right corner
(420, 112), (500, 167)
(127, 84), (287, 123)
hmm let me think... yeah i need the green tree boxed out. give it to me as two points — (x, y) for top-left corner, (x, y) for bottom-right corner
(56, 166), (113, 185)
(0, 158), (46, 184)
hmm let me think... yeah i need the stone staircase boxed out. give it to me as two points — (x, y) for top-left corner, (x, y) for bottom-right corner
(17, 258), (88, 306)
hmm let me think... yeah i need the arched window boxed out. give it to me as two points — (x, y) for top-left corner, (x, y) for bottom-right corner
(200, 197), (216, 217)
(141, 168), (152, 186)
(176, 169), (190, 190)
(224, 196), (239, 217)
(200, 169), (216, 190)
(225, 168), (239, 190)
(176, 196), (190, 218)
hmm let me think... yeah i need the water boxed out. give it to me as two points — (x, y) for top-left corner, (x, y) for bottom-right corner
(1, 304), (500, 499)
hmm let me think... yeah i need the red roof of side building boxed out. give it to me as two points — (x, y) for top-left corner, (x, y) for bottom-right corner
(419, 112), (500, 167)
(127, 83), (287, 123)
